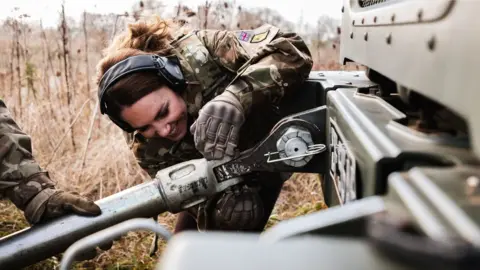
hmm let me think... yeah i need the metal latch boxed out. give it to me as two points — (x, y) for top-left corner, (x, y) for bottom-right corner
(265, 144), (326, 164)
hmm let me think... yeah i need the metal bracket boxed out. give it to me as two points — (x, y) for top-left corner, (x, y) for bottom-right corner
(212, 106), (330, 182)
(59, 218), (172, 270)
(265, 144), (327, 163)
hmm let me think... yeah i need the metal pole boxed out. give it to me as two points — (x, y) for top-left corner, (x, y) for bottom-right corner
(59, 218), (173, 270)
(0, 180), (167, 269)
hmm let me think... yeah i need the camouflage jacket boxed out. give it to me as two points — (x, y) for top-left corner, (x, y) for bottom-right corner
(0, 100), (55, 211)
(125, 24), (313, 178)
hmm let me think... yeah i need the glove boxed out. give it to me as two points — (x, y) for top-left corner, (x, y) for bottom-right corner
(22, 173), (102, 224)
(196, 184), (264, 231)
(190, 90), (245, 160)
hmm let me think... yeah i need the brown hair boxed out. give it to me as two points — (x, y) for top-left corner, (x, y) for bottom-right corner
(95, 16), (187, 117)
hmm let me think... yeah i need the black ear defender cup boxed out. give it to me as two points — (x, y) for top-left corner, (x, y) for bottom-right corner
(97, 54), (187, 132)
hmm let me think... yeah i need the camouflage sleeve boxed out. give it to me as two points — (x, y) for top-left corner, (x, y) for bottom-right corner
(0, 99), (55, 211)
(196, 24), (313, 115)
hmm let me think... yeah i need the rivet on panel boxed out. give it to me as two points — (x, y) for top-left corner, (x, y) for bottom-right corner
(417, 9), (423, 21)
(391, 14), (395, 23)
(364, 32), (368, 41)
(352, 20), (355, 25)
(342, 6), (344, 13)
(350, 32), (354, 39)
(427, 36), (436, 51)
(373, 16), (377, 23)
(386, 33), (392, 44)
(362, 18), (365, 24)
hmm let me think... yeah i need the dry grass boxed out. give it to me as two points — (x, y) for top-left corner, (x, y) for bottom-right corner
(0, 1), (350, 268)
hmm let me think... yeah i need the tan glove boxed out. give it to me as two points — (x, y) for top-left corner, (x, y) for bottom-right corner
(20, 173), (102, 224)
(190, 90), (245, 160)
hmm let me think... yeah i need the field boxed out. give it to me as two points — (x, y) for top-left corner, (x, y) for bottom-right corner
(0, 1), (358, 268)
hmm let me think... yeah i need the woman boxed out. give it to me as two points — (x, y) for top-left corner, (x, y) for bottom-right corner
(95, 16), (313, 233)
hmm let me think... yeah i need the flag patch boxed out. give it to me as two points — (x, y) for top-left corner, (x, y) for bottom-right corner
(238, 31), (251, 42)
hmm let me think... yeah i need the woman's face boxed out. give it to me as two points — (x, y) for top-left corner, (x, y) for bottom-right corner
(121, 86), (188, 141)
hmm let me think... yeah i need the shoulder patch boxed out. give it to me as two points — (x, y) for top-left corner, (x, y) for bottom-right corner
(251, 30), (269, 43)
(234, 24), (279, 57)
(237, 30), (253, 42)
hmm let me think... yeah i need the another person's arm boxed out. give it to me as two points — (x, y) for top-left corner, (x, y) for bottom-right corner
(0, 100), (101, 224)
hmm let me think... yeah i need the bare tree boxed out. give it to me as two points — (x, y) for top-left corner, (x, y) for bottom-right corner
(82, 11), (90, 93)
(315, 15), (340, 43)
(60, 3), (76, 149)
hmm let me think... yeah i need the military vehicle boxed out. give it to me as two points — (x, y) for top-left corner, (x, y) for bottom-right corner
(1, 0), (479, 269)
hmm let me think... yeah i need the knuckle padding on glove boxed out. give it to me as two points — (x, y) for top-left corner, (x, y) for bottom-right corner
(51, 192), (101, 215)
(190, 90), (246, 160)
(25, 189), (101, 224)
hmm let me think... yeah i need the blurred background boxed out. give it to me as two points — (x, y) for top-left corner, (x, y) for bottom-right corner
(0, 1), (354, 268)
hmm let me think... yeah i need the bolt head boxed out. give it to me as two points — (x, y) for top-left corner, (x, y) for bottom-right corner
(417, 9), (423, 21)
(386, 33), (392, 44)
(467, 176), (479, 188)
(427, 36), (436, 51)
(276, 126), (314, 167)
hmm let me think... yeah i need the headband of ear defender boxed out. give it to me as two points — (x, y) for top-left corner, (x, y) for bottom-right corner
(97, 54), (187, 132)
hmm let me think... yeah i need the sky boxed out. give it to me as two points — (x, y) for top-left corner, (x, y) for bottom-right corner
(0, 0), (342, 27)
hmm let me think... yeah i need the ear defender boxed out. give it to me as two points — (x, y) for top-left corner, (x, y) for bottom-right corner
(97, 54), (187, 132)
